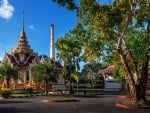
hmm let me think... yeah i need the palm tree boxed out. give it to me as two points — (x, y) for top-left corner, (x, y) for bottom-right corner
(32, 59), (59, 94)
(0, 64), (18, 88)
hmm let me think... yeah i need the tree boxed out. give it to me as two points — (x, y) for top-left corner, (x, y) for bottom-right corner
(81, 62), (104, 88)
(53, 0), (150, 104)
(32, 59), (59, 94)
(77, 0), (150, 104)
(0, 64), (18, 88)
(55, 31), (82, 94)
(39, 54), (49, 59)
(52, 0), (78, 10)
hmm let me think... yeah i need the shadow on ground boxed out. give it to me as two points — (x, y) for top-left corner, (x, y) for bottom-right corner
(0, 107), (32, 113)
(0, 100), (31, 104)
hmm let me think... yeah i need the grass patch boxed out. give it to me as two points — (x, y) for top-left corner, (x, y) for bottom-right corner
(11, 93), (29, 97)
(48, 96), (79, 102)
(11, 93), (45, 98)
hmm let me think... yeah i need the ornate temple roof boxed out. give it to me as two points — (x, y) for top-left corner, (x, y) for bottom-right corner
(11, 12), (33, 54)
(2, 12), (38, 66)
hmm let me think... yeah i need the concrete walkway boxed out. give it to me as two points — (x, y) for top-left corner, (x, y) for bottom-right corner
(0, 95), (149, 113)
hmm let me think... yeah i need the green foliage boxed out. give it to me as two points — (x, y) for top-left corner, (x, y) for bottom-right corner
(81, 62), (102, 76)
(26, 87), (33, 94)
(80, 62), (104, 87)
(94, 75), (104, 84)
(53, 0), (150, 103)
(0, 88), (11, 98)
(32, 60), (59, 83)
(56, 31), (82, 81)
(136, 0), (150, 26)
(78, 75), (90, 84)
(39, 54), (49, 59)
(126, 28), (148, 62)
(0, 64), (18, 79)
(71, 72), (79, 83)
(0, 64), (18, 88)
(32, 59), (60, 94)
(52, 0), (78, 10)
(113, 68), (124, 83)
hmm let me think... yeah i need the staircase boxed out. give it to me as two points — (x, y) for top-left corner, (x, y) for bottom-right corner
(12, 83), (26, 93)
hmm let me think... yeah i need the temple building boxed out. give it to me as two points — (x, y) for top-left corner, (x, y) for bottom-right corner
(0, 13), (64, 92)
(1, 14), (38, 89)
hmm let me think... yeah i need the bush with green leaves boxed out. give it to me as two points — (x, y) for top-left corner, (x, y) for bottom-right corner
(0, 88), (11, 98)
(26, 87), (33, 94)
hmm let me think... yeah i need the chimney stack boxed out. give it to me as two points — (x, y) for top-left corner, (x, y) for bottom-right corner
(50, 24), (55, 60)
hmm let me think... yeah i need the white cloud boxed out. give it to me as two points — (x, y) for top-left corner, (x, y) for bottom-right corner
(28, 24), (37, 31)
(0, 0), (14, 19)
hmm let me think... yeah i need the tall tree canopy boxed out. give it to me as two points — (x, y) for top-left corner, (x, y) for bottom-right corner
(55, 31), (82, 94)
(52, 0), (78, 10)
(53, 0), (150, 104)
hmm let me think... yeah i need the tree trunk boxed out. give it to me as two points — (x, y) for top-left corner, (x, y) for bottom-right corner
(126, 77), (137, 104)
(44, 79), (48, 95)
(124, 60), (149, 104)
(69, 81), (74, 94)
(6, 77), (10, 88)
(119, 52), (149, 104)
(138, 59), (149, 103)
(129, 81), (148, 104)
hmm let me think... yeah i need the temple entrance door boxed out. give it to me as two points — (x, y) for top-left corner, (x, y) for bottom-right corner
(18, 73), (23, 84)
(26, 71), (29, 84)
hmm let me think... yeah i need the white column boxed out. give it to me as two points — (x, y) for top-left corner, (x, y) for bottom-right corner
(50, 24), (55, 59)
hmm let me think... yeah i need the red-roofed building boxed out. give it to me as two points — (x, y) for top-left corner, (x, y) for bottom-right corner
(100, 65), (122, 91)
(101, 65), (115, 74)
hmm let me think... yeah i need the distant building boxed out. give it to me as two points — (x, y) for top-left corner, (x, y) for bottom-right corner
(99, 65), (122, 91)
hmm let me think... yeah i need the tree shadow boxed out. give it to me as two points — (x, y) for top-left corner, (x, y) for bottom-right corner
(0, 100), (31, 104)
(0, 107), (32, 113)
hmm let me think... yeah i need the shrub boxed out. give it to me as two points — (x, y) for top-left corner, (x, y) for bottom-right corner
(26, 87), (33, 94)
(0, 88), (11, 98)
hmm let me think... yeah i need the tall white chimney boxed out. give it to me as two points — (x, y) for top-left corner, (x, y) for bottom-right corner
(50, 24), (55, 59)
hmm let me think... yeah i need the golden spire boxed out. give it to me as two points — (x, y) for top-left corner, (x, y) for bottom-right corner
(21, 11), (25, 37)
(22, 11), (24, 33)
(11, 12), (33, 54)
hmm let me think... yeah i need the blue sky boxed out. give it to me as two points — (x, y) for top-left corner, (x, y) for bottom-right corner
(0, 0), (76, 60)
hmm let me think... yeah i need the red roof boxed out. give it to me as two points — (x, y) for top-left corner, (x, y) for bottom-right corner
(102, 65), (114, 74)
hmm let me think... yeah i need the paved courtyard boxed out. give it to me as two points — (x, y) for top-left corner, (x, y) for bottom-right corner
(0, 95), (149, 113)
